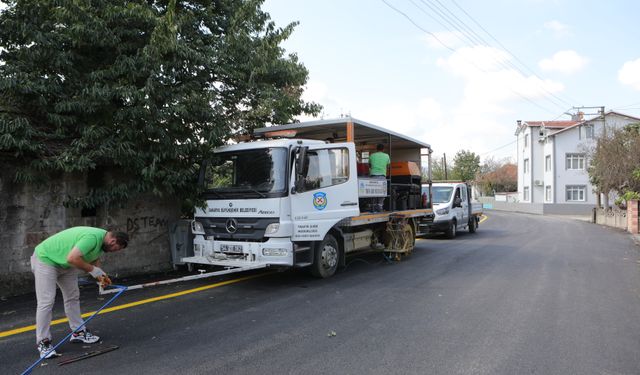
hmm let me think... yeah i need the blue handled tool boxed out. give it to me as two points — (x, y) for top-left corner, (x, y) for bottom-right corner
(21, 284), (128, 375)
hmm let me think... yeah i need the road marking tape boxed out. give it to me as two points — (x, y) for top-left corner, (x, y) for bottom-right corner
(0, 273), (265, 339)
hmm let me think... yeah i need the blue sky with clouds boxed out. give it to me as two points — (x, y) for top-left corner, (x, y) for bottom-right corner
(263, 0), (640, 161)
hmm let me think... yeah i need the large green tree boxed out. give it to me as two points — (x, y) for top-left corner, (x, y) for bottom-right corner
(0, 0), (320, 208)
(451, 150), (480, 182)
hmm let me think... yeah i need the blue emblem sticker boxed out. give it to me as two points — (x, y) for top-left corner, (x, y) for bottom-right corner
(313, 192), (327, 210)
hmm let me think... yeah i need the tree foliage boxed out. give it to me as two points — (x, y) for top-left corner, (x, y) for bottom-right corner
(451, 150), (480, 182)
(0, 0), (320, 208)
(475, 157), (517, 196)
(589, 123), (640, 203)
(426, 154), (453, 181)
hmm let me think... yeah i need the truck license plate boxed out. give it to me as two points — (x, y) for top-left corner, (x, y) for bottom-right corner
(220, 244), (244, 253)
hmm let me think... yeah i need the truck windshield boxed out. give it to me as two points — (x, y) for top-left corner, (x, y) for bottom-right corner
(432, 186), (454, 204)
(203, 148), (287, 198)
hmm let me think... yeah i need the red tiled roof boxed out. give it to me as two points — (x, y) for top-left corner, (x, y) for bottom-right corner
(523, 120), (582, 128)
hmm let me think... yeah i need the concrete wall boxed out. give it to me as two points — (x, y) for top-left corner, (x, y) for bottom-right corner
(0, 168), (181, 297)
(595, 207), (627, 230)
(480, 196), (594, 216)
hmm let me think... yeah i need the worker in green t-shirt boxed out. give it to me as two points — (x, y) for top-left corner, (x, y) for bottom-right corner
(369, 143), (391, 212)
(30, 227), (129, 359)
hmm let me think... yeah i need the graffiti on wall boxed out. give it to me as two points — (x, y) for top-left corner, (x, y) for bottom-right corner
(126, 216), (169, 233)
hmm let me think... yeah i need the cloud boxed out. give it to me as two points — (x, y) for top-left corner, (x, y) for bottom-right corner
(538, 50), (588, 74)
(422, 31), (464, 50)
(543, 20), (570, 37)
(618, 58), (640, 90)
(298, 80), (346, 120)
(297, 46), (565, 162)
(437, 46), (564, 101)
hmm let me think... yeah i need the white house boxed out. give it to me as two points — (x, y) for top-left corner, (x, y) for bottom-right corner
(515, 111), (640, 214)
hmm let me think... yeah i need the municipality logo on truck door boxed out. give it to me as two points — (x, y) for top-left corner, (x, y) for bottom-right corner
(313, 192), (327, 210)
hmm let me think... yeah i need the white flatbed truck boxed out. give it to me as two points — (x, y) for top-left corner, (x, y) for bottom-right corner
(180, 118), (435, 278)
(419, 181), (483, 238)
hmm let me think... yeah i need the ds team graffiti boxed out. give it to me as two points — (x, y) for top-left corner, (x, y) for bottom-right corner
(126, 216), (168, 232)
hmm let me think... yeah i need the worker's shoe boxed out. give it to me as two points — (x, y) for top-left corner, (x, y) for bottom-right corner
(37, 339), (58, 359)
(69, 330), (100, 344)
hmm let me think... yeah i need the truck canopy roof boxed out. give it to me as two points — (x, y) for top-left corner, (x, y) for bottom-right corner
(254, 117), (432, 153)
(215, 138), (325, 152)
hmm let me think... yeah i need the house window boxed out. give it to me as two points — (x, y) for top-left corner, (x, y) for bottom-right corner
(545, 185), (552, 202)
(524, 134), (529, 147)
(524, 158), (529, 173)
(584, 124), (594, 139)
(545, 155), (551, 172)
(565, 153), (585, 170)
(565, 185), (586, 202)
(524, 187), (530, 201)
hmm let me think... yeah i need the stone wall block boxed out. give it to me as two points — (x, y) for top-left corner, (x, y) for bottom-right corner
(0, 168), (180, 297)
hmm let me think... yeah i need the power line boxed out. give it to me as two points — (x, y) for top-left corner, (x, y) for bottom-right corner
(448, 0), (580, 107)
(381, 0), (558, 115)
(409, 0), (576, 110)
(480, 139), (517, 156)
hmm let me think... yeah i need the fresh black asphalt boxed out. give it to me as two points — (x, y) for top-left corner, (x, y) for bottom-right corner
(2, 211), (640, 374)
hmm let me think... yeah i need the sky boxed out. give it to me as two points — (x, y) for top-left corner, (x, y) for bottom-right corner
(262, 0), (640, 163)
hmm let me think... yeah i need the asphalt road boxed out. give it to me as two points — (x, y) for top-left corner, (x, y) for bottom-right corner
(3, 211), (640, 375)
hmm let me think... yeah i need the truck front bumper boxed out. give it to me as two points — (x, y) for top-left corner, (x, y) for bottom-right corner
(182, 236), (294, 267)
(418, 219), (452, 234)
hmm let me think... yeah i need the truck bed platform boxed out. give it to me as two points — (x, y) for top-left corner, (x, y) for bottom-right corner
(339, 209), (434, 227)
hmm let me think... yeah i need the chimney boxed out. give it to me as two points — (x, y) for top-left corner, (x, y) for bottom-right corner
(571, 111), (584, 121)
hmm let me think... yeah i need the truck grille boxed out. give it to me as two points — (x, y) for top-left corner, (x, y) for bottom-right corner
(195, 217), (278, 242)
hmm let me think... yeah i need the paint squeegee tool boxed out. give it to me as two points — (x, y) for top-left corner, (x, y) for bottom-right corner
(98, 264), (269, 295)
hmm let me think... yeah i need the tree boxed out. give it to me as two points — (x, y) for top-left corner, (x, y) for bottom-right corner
(451, 150), (480, 182)
(0, 0), (320, 208)
(427, 154), (453, 181)
(589, 123), (640, 207)
(476, 157), (517, 196)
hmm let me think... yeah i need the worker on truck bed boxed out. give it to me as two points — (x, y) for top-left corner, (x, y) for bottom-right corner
(369, 143), (391, 212)
(30, 227), (128, 358)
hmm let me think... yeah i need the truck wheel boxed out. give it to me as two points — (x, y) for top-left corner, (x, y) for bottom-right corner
(446, 219), (457, 239)
(311, 234), (339, 278)
(468, 217), (477, 233)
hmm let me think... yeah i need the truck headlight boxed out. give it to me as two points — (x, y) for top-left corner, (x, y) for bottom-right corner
(436, 207), (450, 215)
(265, 223), (280, 235)
(262, 248), (288, 256)
(191, 220), (205, 235)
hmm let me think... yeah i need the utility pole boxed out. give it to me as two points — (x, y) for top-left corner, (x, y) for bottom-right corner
(443, 153), (448, 180)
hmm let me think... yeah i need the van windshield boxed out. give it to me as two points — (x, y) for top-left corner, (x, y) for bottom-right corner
(432, 186), (453, 204)
(203, 148), (287, 199)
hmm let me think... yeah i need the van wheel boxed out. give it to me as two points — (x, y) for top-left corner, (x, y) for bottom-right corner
(446, 220), (457, 239)
(468, 217), (477, 233)
(311, 234), (339, 278)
